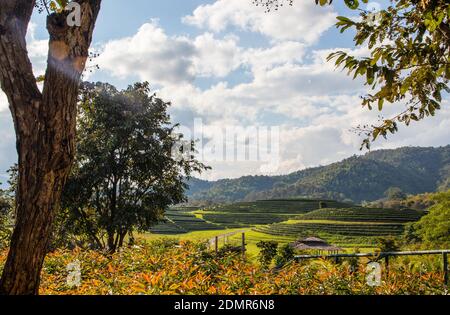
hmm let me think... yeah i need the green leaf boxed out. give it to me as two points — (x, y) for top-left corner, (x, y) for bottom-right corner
(36, 75), (45, 83)
(378, 98), (384, 111)
(344, 0), (359, 10)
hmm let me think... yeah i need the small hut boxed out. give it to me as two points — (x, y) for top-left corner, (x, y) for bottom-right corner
(290, 237), (342, 255)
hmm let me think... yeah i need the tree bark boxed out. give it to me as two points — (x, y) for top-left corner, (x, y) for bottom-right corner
(128, 230), (135, 246)
(118, 230), (127, 249)
(107, 231), (115, 253)
(0, 0), (102, 295)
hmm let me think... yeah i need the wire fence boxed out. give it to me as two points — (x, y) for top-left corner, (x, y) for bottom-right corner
(208, 230), (247, 257)
(295, 249), (450, 286)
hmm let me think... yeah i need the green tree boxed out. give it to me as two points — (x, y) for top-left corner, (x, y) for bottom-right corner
(0, 186), (12, 248)
(412, 190), (450, 245)
(274, 243), (295, 267)
(377, 236), (401, 252)
(256, 241), (279, 268)
(403, 222), (421, 244)
(254, 0), (450, 149)
(61, 82), (208, 253)
(0, 173), (15, 250)
(0, 187), (10, 217)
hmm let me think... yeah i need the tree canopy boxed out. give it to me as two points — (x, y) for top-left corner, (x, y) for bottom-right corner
(61, 82), (209, 252)
(411, 190), (450, 245)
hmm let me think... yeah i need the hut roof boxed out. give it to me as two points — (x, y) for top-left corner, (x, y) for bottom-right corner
(290, 237), (342, 251)
(302, 237), (326, 242)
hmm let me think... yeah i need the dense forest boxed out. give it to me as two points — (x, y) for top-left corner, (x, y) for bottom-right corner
(187, 146), (450, 203)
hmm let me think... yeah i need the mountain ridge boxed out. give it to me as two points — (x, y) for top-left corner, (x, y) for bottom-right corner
(186, 145), (450, 204)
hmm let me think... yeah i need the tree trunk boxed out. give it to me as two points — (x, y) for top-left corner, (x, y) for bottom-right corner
(0, 0), (102, 295)
(107, 230), (116, 253)
(0, 151), (70, 294)
(74, 207), (104, 249)
(118, 230), (127, 249)
(128, 230), (135, 246)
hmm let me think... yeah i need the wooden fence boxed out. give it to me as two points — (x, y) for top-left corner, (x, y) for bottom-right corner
(295, 249), (450, 285)
(209, 230), (247, 257)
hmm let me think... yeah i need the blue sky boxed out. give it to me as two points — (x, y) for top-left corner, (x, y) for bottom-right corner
(0, 0), (449, 185)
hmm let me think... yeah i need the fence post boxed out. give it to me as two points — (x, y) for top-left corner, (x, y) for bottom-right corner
(444, 253), (448, 286)
(215, 236), (218, 254)
(385, 255), (389, 278)
(241, 233), (246, 259)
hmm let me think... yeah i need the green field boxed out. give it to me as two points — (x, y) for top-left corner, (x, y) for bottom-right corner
(147, 199), (425, 250)
(297, 207), (424, 222)
(254, 220), (405, 237)
(196, 199), (353, 227)
(150, 209), (222, 234)
(208, 199), (353, 214)
(143, 228), (311, 258)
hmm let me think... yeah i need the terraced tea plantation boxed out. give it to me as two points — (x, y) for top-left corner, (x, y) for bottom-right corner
(297, 207), (424, 223)
(201, 213), (289, 228)
(149, 200), (426, 248)
(198, 199), (353, 228)
(254, 207), (425, 240)
(254, 221), (406, 237)
(150, 208), (221, 234)
(150, 199), (352, 233)
(210, 199), (352, 214)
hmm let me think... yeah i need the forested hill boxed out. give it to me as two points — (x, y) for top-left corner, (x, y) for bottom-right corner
(186, 146), (450, 204)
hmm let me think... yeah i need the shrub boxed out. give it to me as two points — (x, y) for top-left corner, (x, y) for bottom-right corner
(377, 237), (401, 252)
(275, 244), (295, 267)
(412, 190), (450, 246)
(0, 187), (13, 250)
(0, 240), (447, 295)
(256, 241), (278, 268)
(217, 244), (242, 258)
(346, 248), (360, 274)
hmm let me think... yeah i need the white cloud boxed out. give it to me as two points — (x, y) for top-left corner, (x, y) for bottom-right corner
(183, 0), (336, 44)
(157, 46), (367, 126)
(242, 41), (306, 74)
(97, 21), (248, 84)
(0, 111), (16, 178)
(97, 21), (196, 84)
(192, 33), (242, 77)
(27, 22), (48, 77)
(0, 92), (8, 112)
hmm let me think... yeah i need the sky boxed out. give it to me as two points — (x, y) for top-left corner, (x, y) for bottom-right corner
(0, 0), (449, 185)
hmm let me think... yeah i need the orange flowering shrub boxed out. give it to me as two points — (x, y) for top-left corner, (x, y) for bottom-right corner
(0, 239), (447, 295)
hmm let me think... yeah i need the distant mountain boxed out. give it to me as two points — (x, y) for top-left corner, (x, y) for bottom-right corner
(186, 146), (450, 204)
